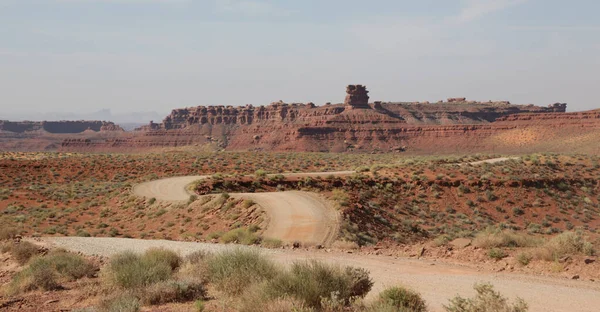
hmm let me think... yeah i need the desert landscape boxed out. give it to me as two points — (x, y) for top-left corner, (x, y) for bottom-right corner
(2, 85), (600, 311)
(2, 1), (600, 311)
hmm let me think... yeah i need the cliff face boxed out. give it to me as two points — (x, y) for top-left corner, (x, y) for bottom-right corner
(6, 85), (598, 154)
(0, 120), (124, 134)
(56, 86), (593, 154)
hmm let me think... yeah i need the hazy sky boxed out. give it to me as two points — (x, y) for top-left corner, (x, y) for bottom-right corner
(1, 0), (599, 117)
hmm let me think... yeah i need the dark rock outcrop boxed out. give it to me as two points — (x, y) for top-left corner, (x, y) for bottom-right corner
(0, 120), (124, 134)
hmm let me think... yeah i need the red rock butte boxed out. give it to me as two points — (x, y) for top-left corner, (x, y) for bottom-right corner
(2, 85), (600, 154)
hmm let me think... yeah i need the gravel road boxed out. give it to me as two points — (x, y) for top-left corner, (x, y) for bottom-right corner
(40, 237), (600, 312)
(131, 171), (352, 246)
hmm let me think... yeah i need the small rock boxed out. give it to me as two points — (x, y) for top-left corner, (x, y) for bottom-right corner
(44, 300), (58, 305)
(584, 259), (595, 264)
(571, 275), (580, 280)
(558, 256), (571, 263)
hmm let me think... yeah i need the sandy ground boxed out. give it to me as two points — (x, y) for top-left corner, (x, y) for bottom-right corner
(40, 237), (600, 312)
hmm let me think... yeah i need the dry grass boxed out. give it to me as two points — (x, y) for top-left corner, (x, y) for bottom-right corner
(473, 228), (543, 249)
(9, 251), (96, 294)
(206, 249), (279, 296)
(7, 241), (40, 265)
(105, 249), (180, 289)
(265, 260), (373, 309)
(533, 231), (595, 261)
(445, 283), (528, 312)
(375, 286), (427, 312)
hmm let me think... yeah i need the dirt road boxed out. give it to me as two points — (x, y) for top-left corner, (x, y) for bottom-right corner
(132, 171), (352, 246)
(41, 237), (600, 312)
(233, 191), (340, 246)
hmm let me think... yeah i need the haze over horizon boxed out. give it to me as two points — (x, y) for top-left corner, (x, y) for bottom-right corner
(1, 0), (599, 119)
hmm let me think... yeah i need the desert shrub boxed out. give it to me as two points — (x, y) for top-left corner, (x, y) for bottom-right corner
(242, 199), (255, 208)
(220, 227), (260, 245)
(185, 250), (210, 265)
(106, 250), (179, 289)
(255, 169), (268, 178)
(238, 284), (310, 312)
(99, 293), (141, 312)
(0, 227), (18, 240)
(356, 166), (370, 173)
(206, 249), (279, 295)
(10, 241), (40, 265)
(516, 253), (532, 266)
(376, 286), (427, 312)
(265, 260), (373, 308)
(473, 228), (542, 249)
(10, 257), (59, 293)
(261, 238), (283, 248)
(536, 231), (595, 261)
(143, 248), (181, 271)
(9, 251), (96, 294)
(140, 280), (206, 305)
(194, 299), (205, 312)
(188, 195), (198, 205)
(45, 250), (96, 280)
(488, 248), (507, 260)
(444, 283), (528, 312)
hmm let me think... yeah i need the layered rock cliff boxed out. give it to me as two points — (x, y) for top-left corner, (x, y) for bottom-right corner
(4, 85), (597, 154)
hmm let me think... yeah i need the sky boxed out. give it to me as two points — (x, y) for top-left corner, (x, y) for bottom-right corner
(1, 0), (599, 120)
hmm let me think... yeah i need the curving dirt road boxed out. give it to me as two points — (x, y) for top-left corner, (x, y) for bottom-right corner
(40, 237), (600, 312)
(233, 191), (340, 246)
(132, 171), (352, 246)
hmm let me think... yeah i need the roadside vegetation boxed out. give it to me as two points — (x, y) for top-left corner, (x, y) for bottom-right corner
(1, 245), (527, 311)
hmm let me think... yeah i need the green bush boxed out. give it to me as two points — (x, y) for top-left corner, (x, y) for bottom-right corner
(377, 286), (427, 312)
(220, 227), (260, 245)
(143, 248), (181, 271)
(265, 260), (373, 309)
(45, 250), (96, 280)
(445, 283), (528, 312)
(106, 250), (180, 289)
(206, 249), (279, 295)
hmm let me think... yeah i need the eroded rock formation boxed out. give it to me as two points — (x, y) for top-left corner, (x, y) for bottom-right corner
(4, 85), (596, 154)
(344, 85), (370, 109)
